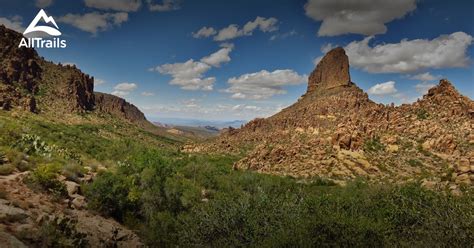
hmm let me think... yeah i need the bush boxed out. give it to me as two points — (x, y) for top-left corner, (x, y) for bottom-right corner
(84, 171), (140, 222)
(363, 137), (385, 153)
(416, 109), (429, 120)
(0, 164), (15, 175)
(38, 215), (88, 248)
(62, 162), (85, 182)
(29, 163), (67, 197)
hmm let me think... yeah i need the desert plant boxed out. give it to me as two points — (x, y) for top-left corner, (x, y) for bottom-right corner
(363, 137), (385, 153)
(0, 164), (15, 175)
(29, 163), (67, 197)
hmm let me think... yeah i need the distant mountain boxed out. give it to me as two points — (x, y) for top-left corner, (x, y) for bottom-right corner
(154, 117), (247, 129)
(191, 47), (474, 193)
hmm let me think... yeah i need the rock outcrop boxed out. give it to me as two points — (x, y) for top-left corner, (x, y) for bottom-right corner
(307, 47), (351, 93)
(0, 25), (96, 113)
(94, 92), (147, 124)
(0, 25), (149, 126)
(194, 47), (474, 192)
(0, 25), (41, 112)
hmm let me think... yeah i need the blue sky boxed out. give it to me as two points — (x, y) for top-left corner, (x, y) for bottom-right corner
(1, 0), (473, 122)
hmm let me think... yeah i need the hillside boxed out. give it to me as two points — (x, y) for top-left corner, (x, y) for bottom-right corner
(192, 47), (474, 194)
(0, 25), (185, 247)
(0, 25), (472, 247)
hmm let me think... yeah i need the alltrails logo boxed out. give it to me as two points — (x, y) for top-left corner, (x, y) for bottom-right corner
(19, 9), (67, 48)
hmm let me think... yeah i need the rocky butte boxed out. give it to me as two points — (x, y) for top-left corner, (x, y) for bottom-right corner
(192, 47), (474, 194)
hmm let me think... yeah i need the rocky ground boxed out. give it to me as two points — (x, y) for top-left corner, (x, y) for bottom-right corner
(0, 169), (142, 247)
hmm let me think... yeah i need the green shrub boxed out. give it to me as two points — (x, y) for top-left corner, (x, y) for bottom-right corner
(363, 137), (385, 153)
(0, 164), (15, 175)
(416, 109), (429, 120)
(408, 159), (423, 167)
(62, 162), (85, 182)
(29, 163), (67, 197)
(38, 215), (88, 248)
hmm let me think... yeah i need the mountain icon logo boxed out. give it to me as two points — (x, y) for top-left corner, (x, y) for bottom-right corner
(24, 9), (61, 36)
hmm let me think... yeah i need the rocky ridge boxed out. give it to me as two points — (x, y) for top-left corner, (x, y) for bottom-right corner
(190, 47), (474, 193)
(0, 25), (147, 125)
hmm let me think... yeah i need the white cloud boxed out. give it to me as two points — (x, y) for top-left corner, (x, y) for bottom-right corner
(304, 0), (416, 36)
(151, 45), (235, 91)
(192, 26), (217, 38)
(95, 78), (106, 85)
(224, 69), (307, 100)
(321, 43), (336, 53)
(345, 32), (473, 73)
(214, 17), (278, 41)
(312, 56), (323, 66)
(414, 82), (436, 95)
(141, 91), (155, 96)
(200, 43), (234, 67)
(84, 0), (141, 12)
(367, 81), (398, 95)
(410, 72), (440, 81)
(269, 30), (297, 41)
(58, 12), (128, 35)
(151, 59), (215, 91)
(111, 82), (137, 97)
(0, 16), (24, 33)
(114, 82), (138, 91)
(36, 0), (53, 8)
(147, 0), (181, 12)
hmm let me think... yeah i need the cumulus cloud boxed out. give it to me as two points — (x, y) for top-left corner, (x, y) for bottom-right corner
(345, 32), (473, 73)
(150, 45), (235, 91)
(112, 82), (137, 96)
(151, 59), (215, 91)
(200, 43), (234, 67)
(85, 0), (141, 12)
(367, 81), (398, 95)
(147, 0), (181, 12)
(304, 0), (416, 36)
(224, 69), (307, 100)
(36, 0), (54, 8)
(0, 16), (24, 33)
(213, 17), (278, 41)
(58, 12), (128, 35)
(192, 26), (217, 38)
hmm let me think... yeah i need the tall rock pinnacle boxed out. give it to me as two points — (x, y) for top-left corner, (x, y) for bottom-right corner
(307, 47), (351, 93)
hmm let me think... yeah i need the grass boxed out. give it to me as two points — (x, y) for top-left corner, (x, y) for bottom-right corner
(1, 110), (473, 247)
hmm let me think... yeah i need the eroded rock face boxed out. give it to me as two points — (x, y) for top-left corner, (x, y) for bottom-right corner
(307, 47), (351, 93)
(0, 25), (42, 112)
(0, 25), (95, 113)
(94, 92), (147, 124)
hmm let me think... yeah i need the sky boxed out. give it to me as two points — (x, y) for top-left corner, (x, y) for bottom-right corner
(0, 0), (473, 122)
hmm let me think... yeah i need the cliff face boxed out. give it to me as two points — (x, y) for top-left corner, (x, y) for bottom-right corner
(94, 92), (147, 124)
(0, 25), (41, 112)
(307, 47), (351, 93)
(0, 25), (95, 113)
(0, 25), (148, 126)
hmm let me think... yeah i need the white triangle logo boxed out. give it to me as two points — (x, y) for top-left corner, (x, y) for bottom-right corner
(24, 9), (61, 36)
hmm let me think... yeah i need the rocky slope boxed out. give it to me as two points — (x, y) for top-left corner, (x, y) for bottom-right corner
(191, 47), (474, 193)
(95, 92), (147, 124)
(0, 25), (146, 125)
